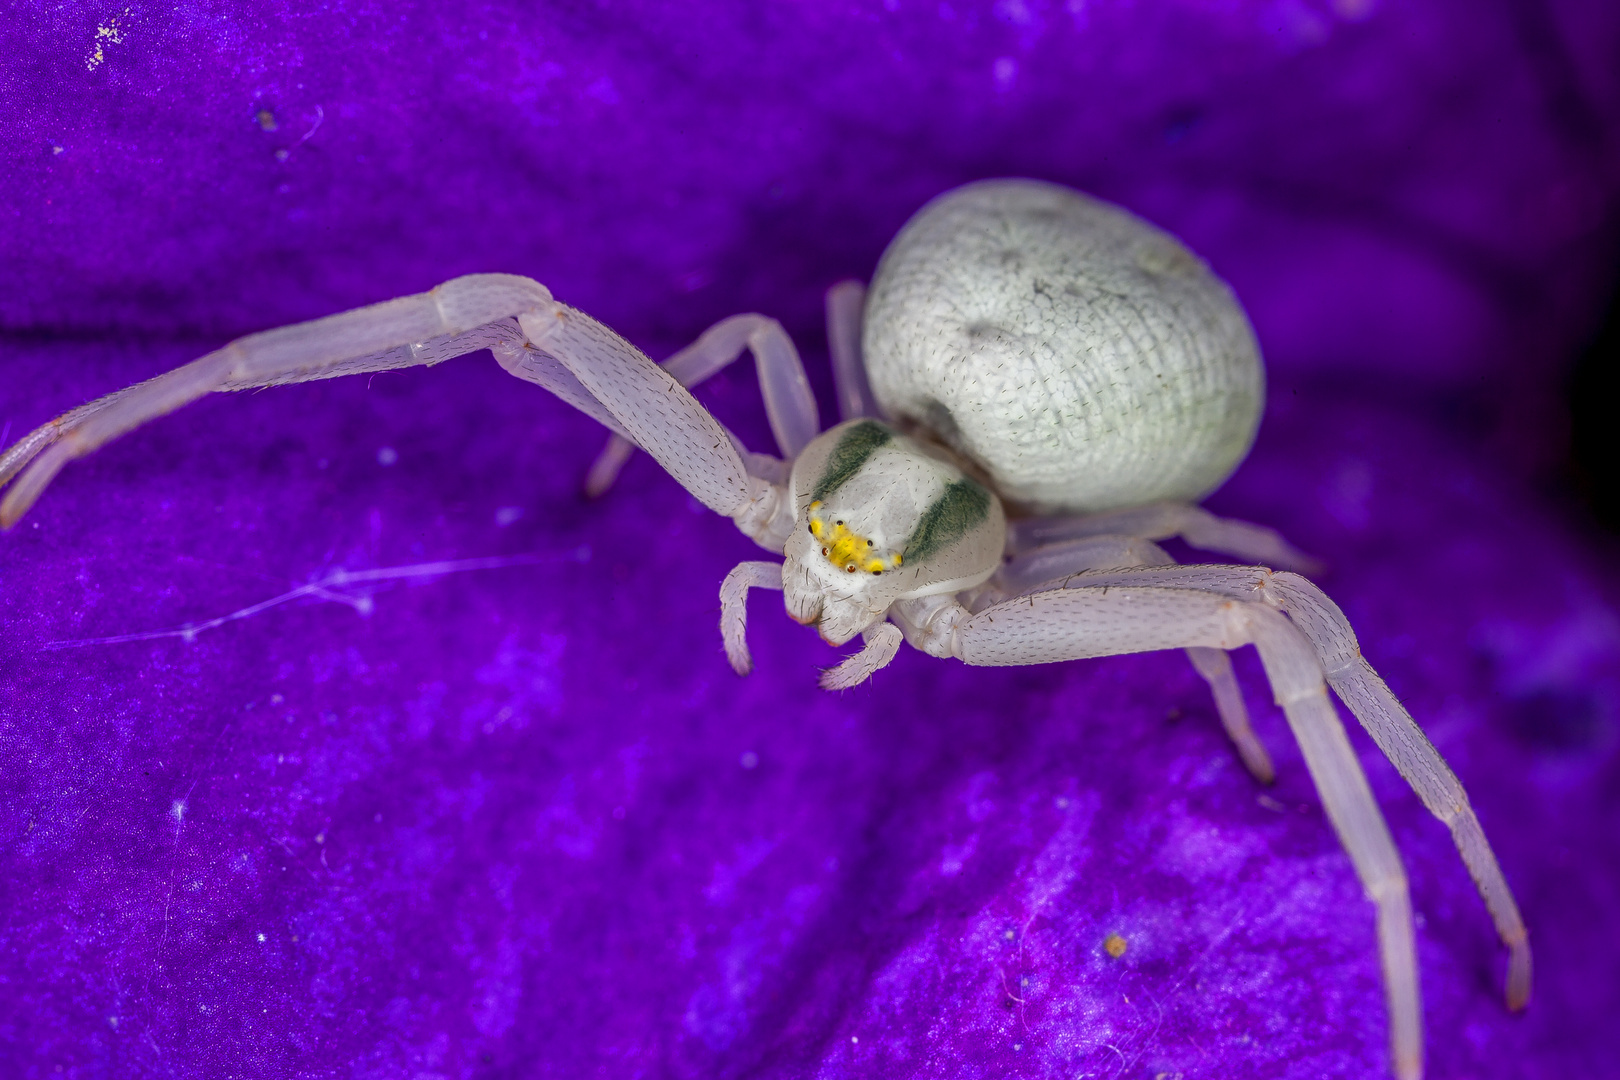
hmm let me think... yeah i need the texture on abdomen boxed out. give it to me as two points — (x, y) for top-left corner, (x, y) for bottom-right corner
(863, 179), (1263, 515)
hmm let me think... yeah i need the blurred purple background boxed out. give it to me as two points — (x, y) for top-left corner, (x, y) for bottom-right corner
(3, 2), (1619, 1077)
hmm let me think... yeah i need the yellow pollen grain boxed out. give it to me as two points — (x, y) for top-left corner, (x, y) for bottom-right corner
(1103, 934), (1127, 958)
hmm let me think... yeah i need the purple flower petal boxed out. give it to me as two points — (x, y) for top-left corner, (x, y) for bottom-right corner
(3, 2), (1618, 1077)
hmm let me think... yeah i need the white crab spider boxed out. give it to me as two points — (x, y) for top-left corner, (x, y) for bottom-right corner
(0, 179), (1527, 1080)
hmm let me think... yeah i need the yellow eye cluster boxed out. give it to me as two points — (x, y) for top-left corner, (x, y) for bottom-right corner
(808, 501), (902, 575)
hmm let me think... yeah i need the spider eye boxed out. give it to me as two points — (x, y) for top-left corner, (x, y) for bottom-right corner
(821, 548), (828, 556)
(871, 570), (882, 576)
(845, 566), (856, 573)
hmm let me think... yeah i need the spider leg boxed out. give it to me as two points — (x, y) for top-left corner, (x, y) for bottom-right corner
(1024, 562), (1531, 1012)
(719, 556), (906, 689)
(1008, 501), (1321, 575)
(973, 533), (1274, 782)
(922, 583), (1421, 1080)
(977, 534), (1176, 605)
(1263, 572), (1532, 1010)
(0, 274), (555, 526)
(518, 304), (793, 548)
(2, 276), (794, 549)
(584, 311), (819, 497)
(825, 279), (880, 422)
(582, 431), (640, 498)
(820, 622), (903, 690)
(719, 560), (784, 674)
(1183, 644), (1276, 783)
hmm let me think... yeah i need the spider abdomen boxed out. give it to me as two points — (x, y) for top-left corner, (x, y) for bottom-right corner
(862, 178), (1263, 515)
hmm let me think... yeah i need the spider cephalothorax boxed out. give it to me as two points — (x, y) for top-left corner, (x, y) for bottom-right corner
(781, 419), (1003, 645)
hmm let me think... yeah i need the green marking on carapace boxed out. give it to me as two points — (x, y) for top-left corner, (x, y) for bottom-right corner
(812, 420), (892, 503)
(903, 479), (991, 565)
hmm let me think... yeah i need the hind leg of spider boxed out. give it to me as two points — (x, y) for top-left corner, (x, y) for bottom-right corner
(1008, 501), (1320, 575)
(825, 279), (880, 422)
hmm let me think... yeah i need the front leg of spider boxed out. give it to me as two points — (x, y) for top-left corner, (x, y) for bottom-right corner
(508, 303), (796, 550)
(982, 532), (1276, 783)
(926, 583), (1424, 1080)
(582, 309), (821, 498)
(0, 274), (798, 556)
(1030, 562), (1531, 1013)
(1, 274), (551, 524)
